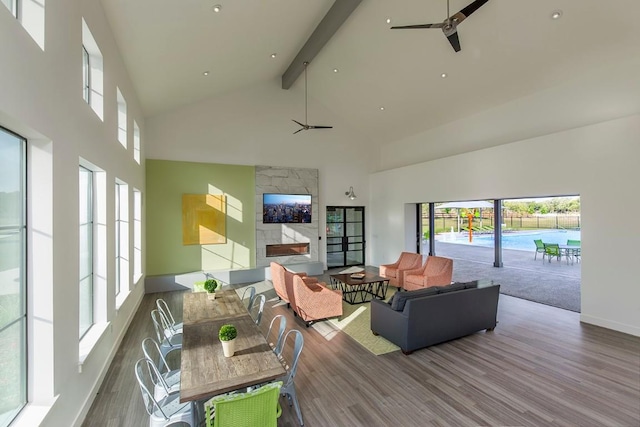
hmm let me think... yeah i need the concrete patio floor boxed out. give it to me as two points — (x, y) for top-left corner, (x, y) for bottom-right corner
(425, 240), (581, 312)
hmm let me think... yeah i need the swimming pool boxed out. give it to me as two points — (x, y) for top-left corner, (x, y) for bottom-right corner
(439, 229), (581, 251)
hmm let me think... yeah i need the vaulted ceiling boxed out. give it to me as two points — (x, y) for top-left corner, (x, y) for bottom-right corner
(101, 0), (640, 146)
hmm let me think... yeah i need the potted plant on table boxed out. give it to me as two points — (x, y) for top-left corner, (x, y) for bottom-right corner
(204, 277), (219, 300)
(219, 324), (237, 357)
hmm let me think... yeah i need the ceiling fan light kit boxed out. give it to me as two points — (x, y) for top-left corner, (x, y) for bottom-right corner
(292, 62), (333, 134)
(390, 0), (489, 53)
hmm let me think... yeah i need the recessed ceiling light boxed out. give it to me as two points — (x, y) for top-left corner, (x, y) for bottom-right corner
(551, 9), (563, 19)
(441, 73), (448, 78)
(203, 71), (210, 76)
(386, 18), (392, 24)
(270, 53), (277, 58)
(379, 106), (385, 111)
(212, 4), (222, 13)
(333, 68), (339, 73)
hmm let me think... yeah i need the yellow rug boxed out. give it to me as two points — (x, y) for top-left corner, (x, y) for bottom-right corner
(312, 288), (400, 355)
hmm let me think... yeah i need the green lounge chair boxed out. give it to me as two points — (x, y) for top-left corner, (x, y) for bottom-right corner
(567, 239), (581, 263)
(543, 243), (561, 263)
(533, 239), (545, 260)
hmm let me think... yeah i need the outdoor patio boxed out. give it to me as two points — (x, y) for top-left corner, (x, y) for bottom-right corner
(427, 241), (581, 312)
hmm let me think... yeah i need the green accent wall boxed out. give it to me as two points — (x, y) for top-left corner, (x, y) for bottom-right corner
(146, 160), (256, 275)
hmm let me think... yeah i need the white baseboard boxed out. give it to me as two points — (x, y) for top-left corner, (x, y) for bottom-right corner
(580, 313), (640, 337)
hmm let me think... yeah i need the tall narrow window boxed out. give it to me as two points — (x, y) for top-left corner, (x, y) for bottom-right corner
(133, 189), (142, 282)
(81, 19), (104, 120)
(78, 164), (107, 362)
(2, 0), (45, 49)
(116, 88), (127, 148)
(79, 166), (93, 338)
(1, 0), (18, 18)
(115, 181), (129, 302)
(0, 127), (27, 427)
(133, 121), (140, 164)
(82, 45), (90, 104)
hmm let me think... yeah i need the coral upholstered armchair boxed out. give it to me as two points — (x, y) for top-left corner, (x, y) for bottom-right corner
(270, 262), (317, 308)
(291, 275), (342, 326)
(402, 256), (453, 291)
(379, 252), (423, 288)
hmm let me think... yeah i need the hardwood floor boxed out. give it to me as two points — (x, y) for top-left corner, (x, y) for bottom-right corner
(82, 284), (640, 427)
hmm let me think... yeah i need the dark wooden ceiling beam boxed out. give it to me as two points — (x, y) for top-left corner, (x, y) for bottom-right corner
(281, 0), (363, 90)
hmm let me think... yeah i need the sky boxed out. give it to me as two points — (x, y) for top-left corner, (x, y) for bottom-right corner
(263, 193), (311, 205)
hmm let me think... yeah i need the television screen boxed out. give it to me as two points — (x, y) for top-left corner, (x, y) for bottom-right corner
(263, 193), (312, 224)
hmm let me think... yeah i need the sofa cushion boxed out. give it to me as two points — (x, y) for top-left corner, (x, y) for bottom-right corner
(434, 282), (468, 294)
(390, 287), (439, 311)
(463, 281), (479, 289)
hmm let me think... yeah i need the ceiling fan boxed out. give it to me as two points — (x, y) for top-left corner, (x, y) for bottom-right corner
(292, 62), (333, 134)
(390, 0), (489, 52)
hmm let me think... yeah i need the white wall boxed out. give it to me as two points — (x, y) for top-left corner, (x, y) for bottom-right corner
(0, 0), (146, 425)
(377, 56), (640, 171)
(146, 80), (373, 266)
(370, 114), (640, 337)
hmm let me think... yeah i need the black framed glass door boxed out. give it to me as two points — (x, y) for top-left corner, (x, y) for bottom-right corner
(326, 206), (365, 268)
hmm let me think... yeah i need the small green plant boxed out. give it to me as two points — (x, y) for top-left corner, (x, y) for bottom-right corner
(218, 324), (237, 341)
(204, 278), (218, 293)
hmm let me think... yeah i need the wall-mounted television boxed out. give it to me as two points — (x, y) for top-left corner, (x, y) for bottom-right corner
(263, 193), (312, 224)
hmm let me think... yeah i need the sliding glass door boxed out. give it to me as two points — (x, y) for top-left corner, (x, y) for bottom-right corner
(326, 206), (365, 268)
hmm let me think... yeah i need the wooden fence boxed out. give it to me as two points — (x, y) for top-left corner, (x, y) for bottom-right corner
(423, 214), (580, 234)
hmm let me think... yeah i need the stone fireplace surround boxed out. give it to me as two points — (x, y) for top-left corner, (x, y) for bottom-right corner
(256, 166), (319, 267)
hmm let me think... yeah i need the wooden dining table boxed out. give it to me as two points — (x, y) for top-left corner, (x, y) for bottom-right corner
(180, 290), (286, 404)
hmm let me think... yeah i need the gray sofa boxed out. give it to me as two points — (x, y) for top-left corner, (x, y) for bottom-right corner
(370, 280), (500, 355)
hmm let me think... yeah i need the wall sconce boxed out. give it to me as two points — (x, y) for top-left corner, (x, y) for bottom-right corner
(345, 186), (357, 200)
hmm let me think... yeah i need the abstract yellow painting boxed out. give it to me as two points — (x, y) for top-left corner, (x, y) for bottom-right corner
(182, 194), (227, 245)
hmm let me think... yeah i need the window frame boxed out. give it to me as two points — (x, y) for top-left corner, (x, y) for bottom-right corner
(133, 188), (142, 283)
(115, 180), (129, 302)
(81, 20), (104, 120)
(133, 121), (140, 164)
(0, 125), (28, 426)
(82, 45), (90, 104)
(116, 88), (127, 148)
(1, 0), (19, 19)
(79, 165), (94, 339)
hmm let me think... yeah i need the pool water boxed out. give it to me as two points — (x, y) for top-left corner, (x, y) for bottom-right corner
(444, 230), (581, 251)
